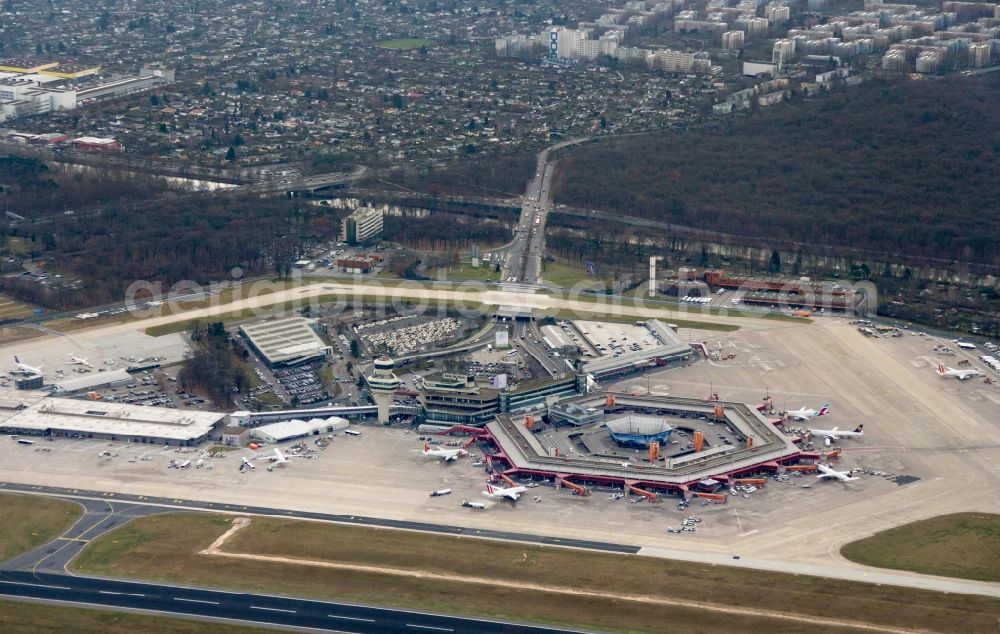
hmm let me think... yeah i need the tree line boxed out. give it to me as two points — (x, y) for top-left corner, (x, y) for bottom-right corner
(550, 74), (1000, 268)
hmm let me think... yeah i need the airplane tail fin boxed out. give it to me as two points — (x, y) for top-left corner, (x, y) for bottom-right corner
(423, 443), (430, 451)
(485, 483), (496, 495)
(818, 403), (829, 415)
(937, 364), (945, 374)
(14, 355), (19, 363)
(853, 424), (864, 433)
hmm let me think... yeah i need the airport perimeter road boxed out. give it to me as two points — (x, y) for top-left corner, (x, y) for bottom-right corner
(0, 570), (586, 634)
(0, 482), (640, 555)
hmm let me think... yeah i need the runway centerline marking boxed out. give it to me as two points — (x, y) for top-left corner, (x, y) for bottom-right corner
(406, 625), (453, 632)
(329, 615), (375, 622)
(250, 605), (296, 613)
(173, 597), (219, 605)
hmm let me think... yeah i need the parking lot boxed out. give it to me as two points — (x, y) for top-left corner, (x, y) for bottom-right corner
(360, 317), (466, 356)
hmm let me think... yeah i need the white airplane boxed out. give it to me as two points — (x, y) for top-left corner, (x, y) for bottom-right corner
(482, 482), (527, 502)
(936, 364), (984, 380)
(10, 355), (43, 376)
(66, 354), (93, 368)
(808, 424), (864, 446)
(786, 403), (829, 421)
(241, 457), (256, 471)
(816, 463), (859, 482)
(422, 442), (468, 462)
(267, 448), (291, 469)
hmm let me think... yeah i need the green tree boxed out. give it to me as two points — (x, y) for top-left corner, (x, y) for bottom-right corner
(350, 338), (360, 358)
(768, 249), (782, 274)
(226, 146), (237, 161)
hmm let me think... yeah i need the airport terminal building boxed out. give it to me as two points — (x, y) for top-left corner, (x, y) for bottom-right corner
(0, 388), (227, 445)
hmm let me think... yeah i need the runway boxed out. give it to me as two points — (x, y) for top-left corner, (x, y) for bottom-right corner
(0, 481), (641, 556)
(0, 570), (584, 634)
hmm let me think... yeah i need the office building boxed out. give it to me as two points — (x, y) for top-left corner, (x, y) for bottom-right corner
(341, 206), (384, 245)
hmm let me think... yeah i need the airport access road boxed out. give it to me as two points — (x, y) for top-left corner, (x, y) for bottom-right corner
(0, 570), (587, 634)
(0, 482), (640, 556)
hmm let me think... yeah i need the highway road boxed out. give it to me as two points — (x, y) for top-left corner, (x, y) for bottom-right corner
(500, 138), (590, 287)
(0, 570), (586, 634)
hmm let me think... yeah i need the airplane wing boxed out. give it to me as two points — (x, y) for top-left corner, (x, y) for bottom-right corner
(445, 454), (458, 461)
(506, 491), (521, 500)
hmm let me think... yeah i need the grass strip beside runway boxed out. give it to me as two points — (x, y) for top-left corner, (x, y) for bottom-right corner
(0, 493), (82, 563)
(841, 512), (1000, 583)
(72, 512), (1000, 634)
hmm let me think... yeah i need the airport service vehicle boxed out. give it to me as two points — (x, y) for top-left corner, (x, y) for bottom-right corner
(482, 482), (527, 502)
(10, 355), (43, 376)
(430, 489), (452, 497)
(344, 429), (362, 437)
(808, 424), (864, 446)
(422, 443), (467, 462)
(816, 463), (858, 482)
(16, 438), (34, 446)
(462, 500), (486, 509)
(241, 457), (256, 471)
(786, 403), (829, 421)
(936, 364), (985, 380)
(178, 459), (191, 469)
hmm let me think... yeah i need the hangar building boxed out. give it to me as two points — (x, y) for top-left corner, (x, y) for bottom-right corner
(239, 317), (332, 367)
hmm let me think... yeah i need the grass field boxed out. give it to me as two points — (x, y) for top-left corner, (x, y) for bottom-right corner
(0, 493), (81, 563)
(376, 38), (432, 50)
(543, 261), (598, 288)
(434, 262), (500, 283)
(72, 513), (1000, 634)
(0, 293), (37, 320)
(841, 513), (1000, 583)
(0, 599), (274, 634)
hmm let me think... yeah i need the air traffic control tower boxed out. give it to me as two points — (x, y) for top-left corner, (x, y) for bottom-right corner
(366, 356), (400, 424)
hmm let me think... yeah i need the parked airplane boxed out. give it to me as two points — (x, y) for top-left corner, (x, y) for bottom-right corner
(241, 457), (256, 471)
(816, 463), (858, 482)
(786, 403), (829, 421)
(344, 429), (362, 436)
(10, 356), (43, 376)
(422, 443), (468, 462)
(66, 354), (93, 368)
(936, 364), (984, 380)
(482, 482), (527, 501)
(267, 448), (291, 470)
(808, 424), (864, 446)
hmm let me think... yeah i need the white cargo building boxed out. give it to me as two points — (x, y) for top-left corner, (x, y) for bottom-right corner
(250, 416), (350, 443)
